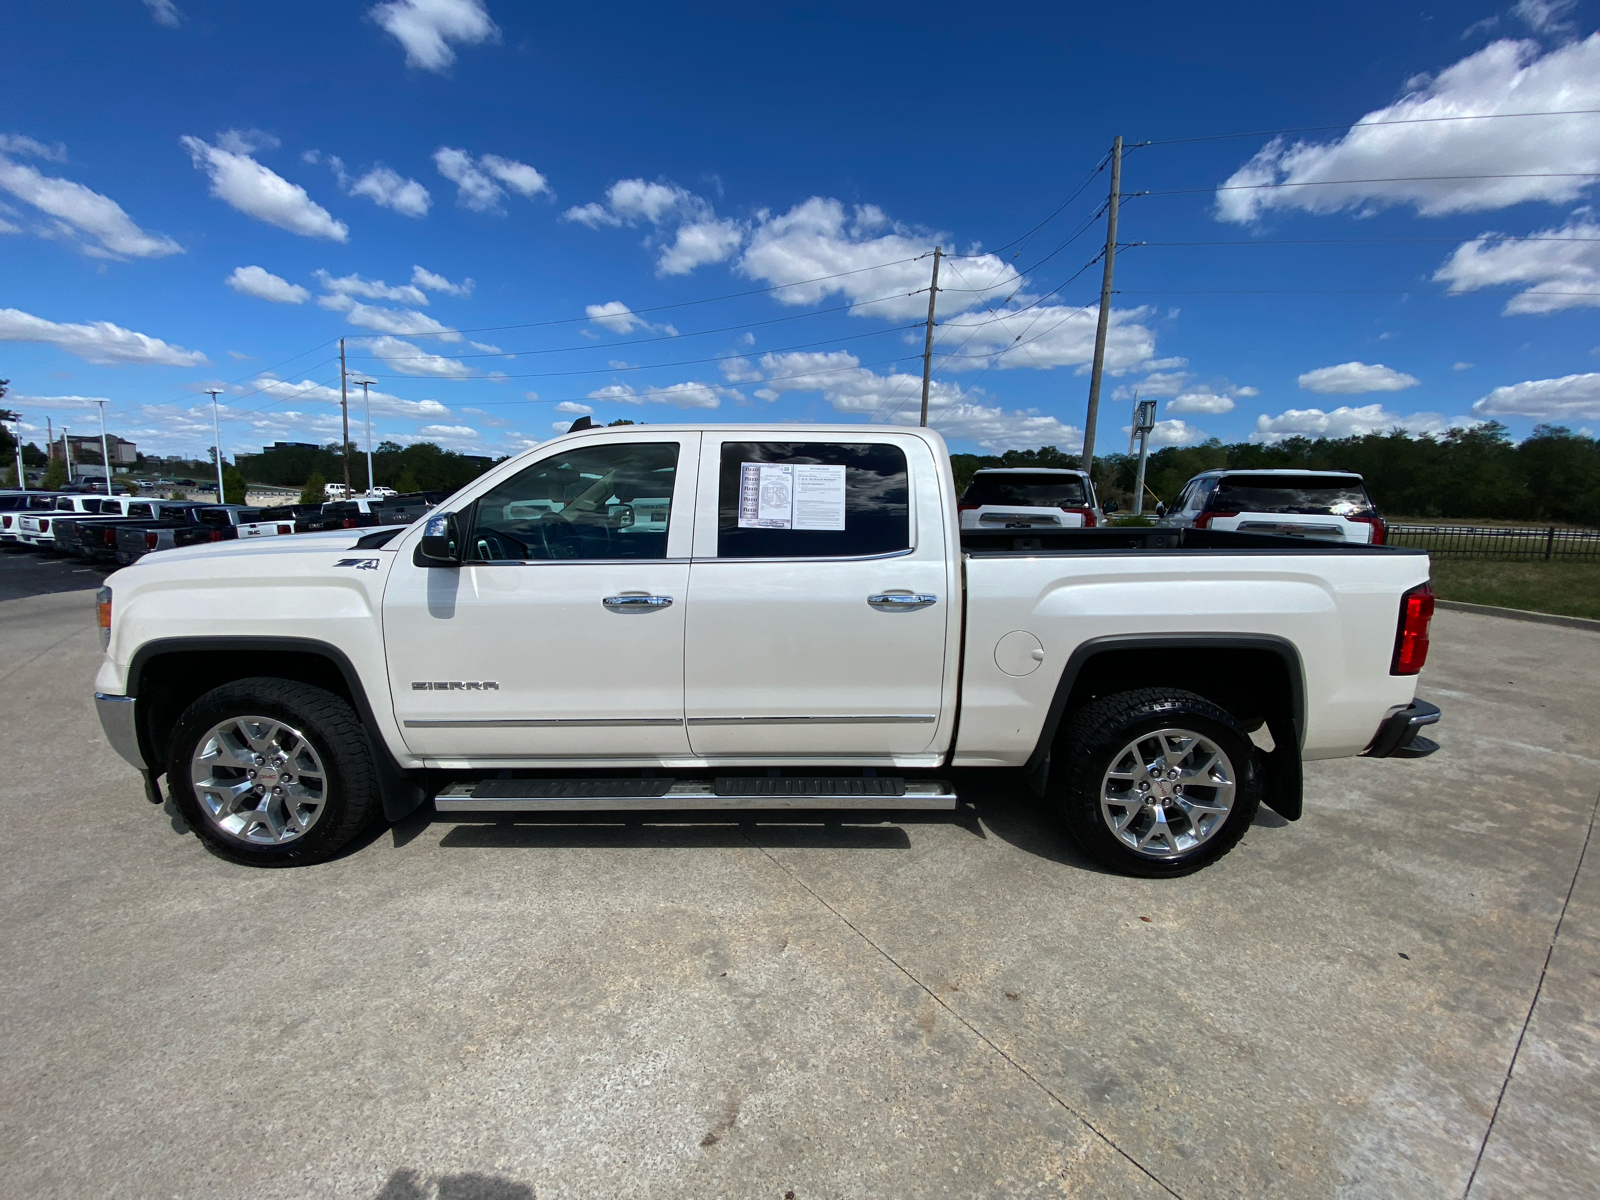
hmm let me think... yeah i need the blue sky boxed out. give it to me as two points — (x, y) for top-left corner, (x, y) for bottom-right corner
(2, 0), (1598, 463)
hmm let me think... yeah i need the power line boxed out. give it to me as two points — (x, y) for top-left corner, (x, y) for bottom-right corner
(1117, 288), (1600, 296)
(1133, 108), (1600, 148)
(1135, 236), (1600, 246)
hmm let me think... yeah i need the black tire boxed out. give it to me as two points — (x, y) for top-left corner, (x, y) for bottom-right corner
(1051, 688), (1261, 878)
(166, 677), (382, 866)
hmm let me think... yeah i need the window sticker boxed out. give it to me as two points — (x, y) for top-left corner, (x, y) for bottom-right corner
(738, 462), (847, 530)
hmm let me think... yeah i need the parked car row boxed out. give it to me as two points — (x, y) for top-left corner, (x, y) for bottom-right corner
(0, 489), (448, 565)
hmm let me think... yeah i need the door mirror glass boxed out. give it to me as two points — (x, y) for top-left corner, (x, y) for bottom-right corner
(1102, 500), (1119, 514)
(415, 512), (460, 566)
(1155, 502), (1167, 518)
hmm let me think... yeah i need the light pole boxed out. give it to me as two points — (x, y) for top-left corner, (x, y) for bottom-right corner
(61, 426), (73, 484)
(352, 379), (376, 495)
(206, 389), (225, 501)
(95, 399), (113, 495)
(10, 412), (24, 490)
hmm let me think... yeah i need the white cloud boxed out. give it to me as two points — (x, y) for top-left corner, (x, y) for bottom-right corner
(418, 423), (478, 439)
(215, 129), (279, 155)
(241, 374), (450, 419)
(8, 393), (113, 411)
(0, 307), (206, 366)
(554, 401), (593, 415)
(331, 299), (461, 341)
(1454, 361), (1475, 370)
(740, 198), (1020, 319)
(315, 269), (428, 305)
(0, 135), (66, 161)
(935, 301), (1157, 372)
(181, 134), (348, 241)
(1250, 403), (1476, 444)
(348, 166), (431, 217)
(469, 340), (501, 354)
(1473, 371), (1600, 419)
(226, 265), (309, 305)
(1513, 0), (1577, 34)
(143, 0), (182, 28)
(1433, 218), (1600, 313)
(588, 381), (736, 410)
(363, 335), (473, 378)
(727, 348), (1082, 451)
(564, 178), (741, 274)
(1144, 419), (1208, 447)
(658, 218), (744, 276)
(369, 0), (500, 72)
(0, 149), (182, 258)
(585, 301), (648, 334)
(1114, 369), (1190, 399)
(1167, 391), (1236, 415)
(1297, 361), (1420, 394)
(412, 264), (473, 296)
(434, 147), (547, 212)
(1216, 36), (1600, 223)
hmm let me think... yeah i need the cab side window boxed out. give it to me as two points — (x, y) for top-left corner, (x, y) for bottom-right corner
(716, 441), (910, 559)
(468, 442), (679, 561)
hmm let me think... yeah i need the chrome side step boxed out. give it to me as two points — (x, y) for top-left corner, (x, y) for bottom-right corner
(433, 777), (956, 812)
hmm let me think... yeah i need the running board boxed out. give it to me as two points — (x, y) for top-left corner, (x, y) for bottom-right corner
(433, 777), (956, 812)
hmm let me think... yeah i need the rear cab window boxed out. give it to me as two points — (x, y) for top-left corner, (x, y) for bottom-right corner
(715, 441), (910, 559)
(1211, 475), (1376, 516)
(961, 473), (1086, 508)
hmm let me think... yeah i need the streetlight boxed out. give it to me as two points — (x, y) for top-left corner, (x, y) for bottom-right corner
(206, 389), (225, 501)
(94, 399), (113, 495)
(8, 411), (24, 491)
(352, 378), (376, 496)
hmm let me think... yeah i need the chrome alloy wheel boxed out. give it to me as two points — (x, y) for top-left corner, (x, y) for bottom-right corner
(1099, 727), (1237, 860)
(189, 716), (329, 845)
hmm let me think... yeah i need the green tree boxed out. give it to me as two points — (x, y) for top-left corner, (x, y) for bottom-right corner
(42, 454), (67, 490)
(222, 465), (247, 505)
(393, 466), (422, 494)
(300, 471), (327, 506)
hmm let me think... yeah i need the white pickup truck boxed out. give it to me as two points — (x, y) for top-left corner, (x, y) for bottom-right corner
(92, 424), (1441, 877)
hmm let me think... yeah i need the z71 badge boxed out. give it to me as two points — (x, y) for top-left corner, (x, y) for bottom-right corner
(334, 557), (381, 570)
(412, 681), (500, 691)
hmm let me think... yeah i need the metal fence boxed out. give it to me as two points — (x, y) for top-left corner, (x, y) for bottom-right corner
(1388, 524), (1600, 562)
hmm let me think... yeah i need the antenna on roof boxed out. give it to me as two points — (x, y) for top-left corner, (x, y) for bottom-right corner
(567, 416), (594, 433)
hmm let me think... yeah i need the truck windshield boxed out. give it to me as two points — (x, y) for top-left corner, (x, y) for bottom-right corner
(1211, 476), (1375, 516)
(963, 474), (1086, 507)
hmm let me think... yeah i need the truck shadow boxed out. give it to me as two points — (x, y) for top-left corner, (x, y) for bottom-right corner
(375, 1168), (534, 1200)
(432, 817), (912, 851)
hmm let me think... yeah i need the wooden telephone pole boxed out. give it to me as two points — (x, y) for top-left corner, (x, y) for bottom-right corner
(339, 338), (351, 496)
(1080, 135), (1123, 485)
(919, 246), (942, 427)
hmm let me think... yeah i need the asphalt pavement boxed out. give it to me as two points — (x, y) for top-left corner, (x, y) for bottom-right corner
(0, 545), (112, 601)
(0, 590), (1595, 1199)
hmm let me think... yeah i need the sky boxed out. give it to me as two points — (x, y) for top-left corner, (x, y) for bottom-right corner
(2, 0), (1599, 463)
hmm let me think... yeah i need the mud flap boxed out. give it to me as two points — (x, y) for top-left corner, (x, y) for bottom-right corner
(368, 734), (429, 823)
(1261, 714), (1302, 821)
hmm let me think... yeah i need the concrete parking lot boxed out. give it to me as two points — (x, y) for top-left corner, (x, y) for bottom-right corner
(0, 586), (1595, 1199)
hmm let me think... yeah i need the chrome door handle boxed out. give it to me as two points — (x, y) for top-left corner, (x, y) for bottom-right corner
(867, 593), (937, 611)
(603, 594), (674, 610)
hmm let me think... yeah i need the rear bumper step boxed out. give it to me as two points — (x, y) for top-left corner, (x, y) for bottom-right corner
(434, 777), (956, 812)
(1363, 699), (1442, 759)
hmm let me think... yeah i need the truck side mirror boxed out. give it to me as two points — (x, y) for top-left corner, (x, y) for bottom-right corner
(1154, 502), (1167, 518)
(415, 512), (461, 567)
(1102, 500), (1119, 515)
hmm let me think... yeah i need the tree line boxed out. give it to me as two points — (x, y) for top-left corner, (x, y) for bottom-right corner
(234, 441), (498, 496)
(951, 423), (1600, 525)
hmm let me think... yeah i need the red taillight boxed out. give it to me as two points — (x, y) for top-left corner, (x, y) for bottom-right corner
(278, 524), (291, 535)
(1391, 581), (1435, 676)
(1350, 515), (1387, 544)
(39, 519), (49, 532)
(145, 532), (158, 550)
(209, 530), (223, 542)
(1061, 506), (1097, 527)
(103, 529), (117, 545)
(2, 515), (10, 528)
(343, 517), (357, 528)
(1192, 511), (1239, 530)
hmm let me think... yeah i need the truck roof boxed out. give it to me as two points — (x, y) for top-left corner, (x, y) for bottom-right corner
(969, 467), (1089, 476)
(1194, 468), (1365, 479)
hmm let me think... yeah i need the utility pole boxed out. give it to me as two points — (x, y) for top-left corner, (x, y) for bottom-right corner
(1081, 135), (1123, 486)
(206, 389), (226, 500)
(339, 338), (351, 496)
(354, 378), (376, 495)
(62, 426), (73, 483)
(11, 410), (25, 491)
(918, 246), (943, 427)
(1128, 394), (1156, 517)
(95, 399), (112, 495)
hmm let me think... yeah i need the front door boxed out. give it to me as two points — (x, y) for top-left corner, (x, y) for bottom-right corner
(384, 434), (698, 761)
(683, 436), (953, 758)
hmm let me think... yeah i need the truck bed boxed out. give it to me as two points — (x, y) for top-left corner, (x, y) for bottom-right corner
(960, 526), (1427, 555)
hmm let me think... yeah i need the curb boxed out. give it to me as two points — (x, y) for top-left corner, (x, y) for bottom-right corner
(1434, 598), (1600, 633)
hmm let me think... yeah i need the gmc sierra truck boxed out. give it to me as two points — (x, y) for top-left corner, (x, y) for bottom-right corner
(92, 424), (1441, 877)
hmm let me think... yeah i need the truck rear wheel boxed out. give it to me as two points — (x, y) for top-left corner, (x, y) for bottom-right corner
(1052, 688), (1260, 878)
(166, 678), (382, 866)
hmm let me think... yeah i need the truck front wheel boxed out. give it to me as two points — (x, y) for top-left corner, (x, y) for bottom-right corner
(1053, 688), (1261, 878)
(166, 678), (382, 866)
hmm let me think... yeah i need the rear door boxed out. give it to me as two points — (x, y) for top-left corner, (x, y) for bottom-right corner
(683, 434), (954, 759)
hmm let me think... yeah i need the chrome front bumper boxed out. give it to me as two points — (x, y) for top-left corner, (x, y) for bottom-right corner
(95, 693), (145, 769)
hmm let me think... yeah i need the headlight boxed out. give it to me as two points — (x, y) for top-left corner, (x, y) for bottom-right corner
(96, 586), (112, 650)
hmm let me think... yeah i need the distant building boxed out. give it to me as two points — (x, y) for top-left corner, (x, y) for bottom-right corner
(56, 434), (137, 471)
(265, 441), (319, 452)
